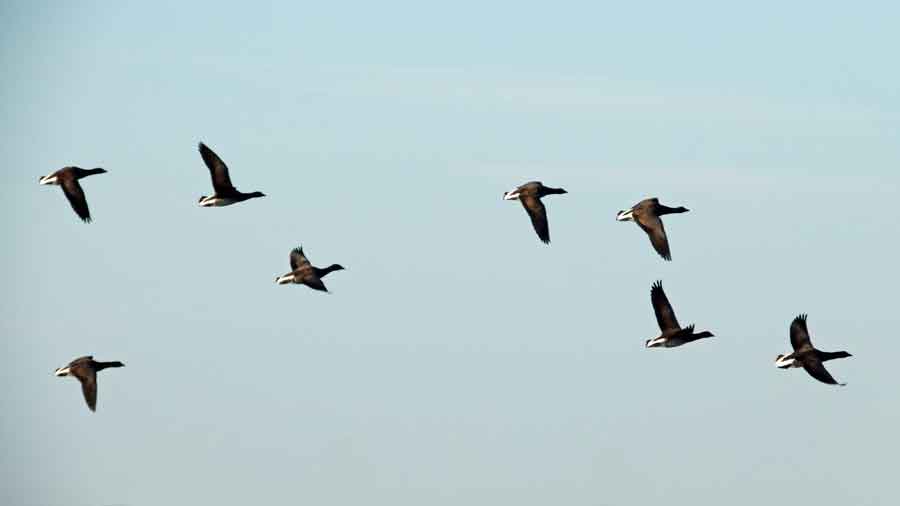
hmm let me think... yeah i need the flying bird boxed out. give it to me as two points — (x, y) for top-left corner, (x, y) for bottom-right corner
(39, 167), (107, 222)
(197, 142), (265, 206)
(645, 281), (714, 348)
(616, 198), (689, 260)
(54, 356), (124, 412)
(774, 314), (851, 386)
(503, 181), (567, 244)
(275, 246), (345, 292)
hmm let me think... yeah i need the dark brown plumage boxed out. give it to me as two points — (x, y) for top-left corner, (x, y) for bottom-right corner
(197, 142), (265, 206)
(275, 246), (345, 292)
(39, 167), (107, 222)
(54, 356), (124, 412)
(645, 281), (714, 348)
(616, 198), (689, 261)
(775, 314), (851, 386)
(503, 181), (567, 244)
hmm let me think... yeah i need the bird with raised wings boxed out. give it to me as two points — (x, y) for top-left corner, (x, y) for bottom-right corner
(645, 281), (714, 348)
(774, 314), (851, 386)
(197, 142), (265, 207)
(275, 246), (345, 292)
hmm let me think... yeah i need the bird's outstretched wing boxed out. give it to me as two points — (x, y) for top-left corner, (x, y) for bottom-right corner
(198, 142), (236, 193)
(790, 314), (813, 352)
(71, 367), (98, 411)
(651, 281), (681, 332)
(290, 247), (310, 271)
(61, 178), (92, 222)
(801, 357), (844, 386)
(520, 195), (550, 244)
(301, 275), (328, 292)
(636, 214), (671, 261)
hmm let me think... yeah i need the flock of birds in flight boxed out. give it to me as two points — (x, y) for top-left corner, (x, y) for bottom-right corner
(41, 143), (852, 411)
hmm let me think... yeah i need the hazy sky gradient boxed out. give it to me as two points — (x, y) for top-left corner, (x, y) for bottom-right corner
(4, 2), (899, 505)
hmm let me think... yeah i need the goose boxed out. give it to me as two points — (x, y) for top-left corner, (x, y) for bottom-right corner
(645, 281), (714, 348)
(503, 181), (567, 244)
(775, 314), (851, 386)
(54, 356), (124, 412)
(197, 142), (265, 206)
(616, 198), (688, 260)
(39, 167), (107, 222)
(275, 246), (344, 292)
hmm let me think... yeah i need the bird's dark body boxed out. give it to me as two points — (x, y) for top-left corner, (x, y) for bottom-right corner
(775, 314), (851, 385)
(197, 142), (265, 207)
(275, 246), (344, 292)
(504, 181), (567, 244)
(55, 355), (124, 412)
(39, 166), (107, 222)
(646, 281), (714, 348)
(617, 198), (688, 261)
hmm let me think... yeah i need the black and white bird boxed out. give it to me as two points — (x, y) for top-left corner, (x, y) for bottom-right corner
(275, 246), (344, 292)
(54, 356), (124, 412)
(645, 281), (714, 348)
(503, 181), (567, 244)
(39, 166), (107, 222)
(616, 198), (689, 260)
(775, 314), (851, 386)
(197, 142), (265, 207)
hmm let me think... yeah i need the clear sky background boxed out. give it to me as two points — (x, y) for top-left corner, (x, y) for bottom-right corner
(3, 1), (899, 505)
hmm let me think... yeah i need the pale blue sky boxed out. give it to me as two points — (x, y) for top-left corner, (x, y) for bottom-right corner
(3, 2), (899, 505)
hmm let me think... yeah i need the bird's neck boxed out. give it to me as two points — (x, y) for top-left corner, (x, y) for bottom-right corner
(315, 265), (341, 277)
(816, 350), (850, 362)
(541, 187), (566, 196)
(94, 361), (124, 371)
(656, 205), (687, 215)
